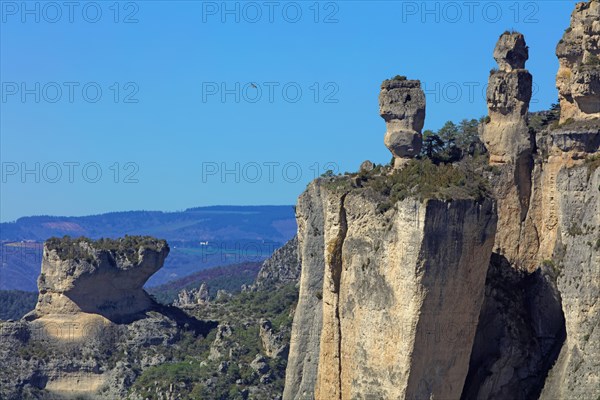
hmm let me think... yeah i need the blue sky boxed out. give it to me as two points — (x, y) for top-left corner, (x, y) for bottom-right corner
(0, 0), (579, 222)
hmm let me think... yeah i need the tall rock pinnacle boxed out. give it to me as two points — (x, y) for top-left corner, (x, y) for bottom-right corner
(481, 32), (535, 269)
(379, 77), (425, 168)
(482, 32), (533, 164)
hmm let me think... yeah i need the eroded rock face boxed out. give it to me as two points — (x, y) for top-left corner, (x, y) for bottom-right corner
(461, 254), (565, 400)
(252, 236), (300, 290)
(556, 0), (600, 123)
(259, 319), (289, 359)
(174, 282), (209, 307)
(284, 181), (497, 400)
(30, 237), (169, 323)
(379, 78), (425, 167)
(494, 31), (529, 71)
(539, 165), (600, 400)
(283, 183), (326, 400)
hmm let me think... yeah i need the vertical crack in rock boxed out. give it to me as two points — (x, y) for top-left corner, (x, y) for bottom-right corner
(328, 192), (348, 400)
(515, 151), (534, 223)
(335, 193), (348, 400)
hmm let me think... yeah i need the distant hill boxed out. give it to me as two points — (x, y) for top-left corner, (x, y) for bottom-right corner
(148, 261), (262, 305)
(0, 206), (296, 290)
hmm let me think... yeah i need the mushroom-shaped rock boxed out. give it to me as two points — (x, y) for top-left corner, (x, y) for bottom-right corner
(379, 77), (425, 167)
(31, 236), (169, 323)
(494, 32), (529, 71)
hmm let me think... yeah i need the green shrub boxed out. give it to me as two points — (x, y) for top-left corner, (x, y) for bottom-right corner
(567, 223), (583, 236)
(585, 54), (600, 66)
(45, 235), (167, 262)
(364, 158), (490, 210)
(542, 259), (555, 268)
(585, 154), (600, 178)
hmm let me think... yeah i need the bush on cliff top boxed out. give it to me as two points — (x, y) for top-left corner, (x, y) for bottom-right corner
(321, 156), (491, 213)
(46, 235), (167, 261)
(367, 158), (490, 205)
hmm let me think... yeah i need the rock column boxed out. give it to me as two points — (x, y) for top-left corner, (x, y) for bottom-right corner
(482, 32), (536, 270)
(379, 78), (425, 168)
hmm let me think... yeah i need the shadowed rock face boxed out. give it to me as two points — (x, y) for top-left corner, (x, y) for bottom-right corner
(379, 78), (425, 167)
(31, 237), (169, 323)
(556, 0), (600, 123)
(461, 254), (566, 400)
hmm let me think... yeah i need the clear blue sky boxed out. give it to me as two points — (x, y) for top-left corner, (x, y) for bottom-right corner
(0, 0), (579, 222)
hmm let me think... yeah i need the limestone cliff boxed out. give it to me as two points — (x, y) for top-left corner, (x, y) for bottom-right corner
(284, 177), (497, 400)
(539, 164), (600, 399)
(285, 3), (599, 398)
(464, 2), (600, 397)
(556, 0), (600, 123)
(283, 184), (327, 399)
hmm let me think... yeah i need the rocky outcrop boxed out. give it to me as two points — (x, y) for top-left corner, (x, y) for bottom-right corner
(259, 318), (289, 359)
(174, 282), (209, 307)
(0, 235), (221, 400)
(0, 300), (215, 400)
(480, 32), (536, 270)
(252, 236), (300, 290)
(28, 236), (169, 323)
(379, 77), (425, 168)
(284, 179), (497, 400)
(556, 0), (600, 123)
